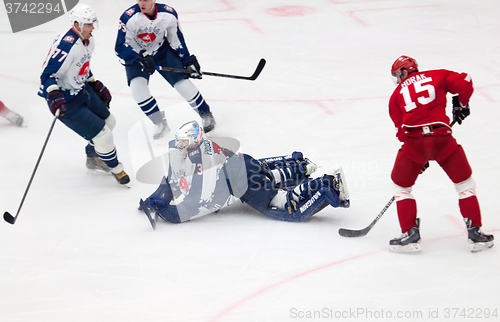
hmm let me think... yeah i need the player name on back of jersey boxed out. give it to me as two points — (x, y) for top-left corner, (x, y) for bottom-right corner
(400, 73), (429, 88)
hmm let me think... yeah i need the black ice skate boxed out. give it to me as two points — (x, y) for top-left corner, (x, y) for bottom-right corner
(201, 112), (216, 133)
(389, 218), (421, 253)
(464, 218), (494, 252)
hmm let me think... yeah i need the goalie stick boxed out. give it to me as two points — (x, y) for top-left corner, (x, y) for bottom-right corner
(338, 196), (395, 238)
(4, 111), (59, 225)
(157, 58), (266, 81)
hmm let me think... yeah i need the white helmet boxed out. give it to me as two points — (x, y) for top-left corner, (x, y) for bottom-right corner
(70, 4), (99, 30)
(175, 121), (204, 155)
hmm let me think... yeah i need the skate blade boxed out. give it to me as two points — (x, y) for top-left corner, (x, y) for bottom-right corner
(469, 240), (494, 253)
(87, 168), (112, 176)
(389, 243), (422, 253)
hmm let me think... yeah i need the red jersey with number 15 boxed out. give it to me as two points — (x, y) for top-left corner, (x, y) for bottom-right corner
(389, 69), (473, 141)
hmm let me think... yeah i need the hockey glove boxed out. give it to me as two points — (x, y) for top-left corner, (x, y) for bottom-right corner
(47, 90), (67, 118)
(452, 95), (470, 125)
(137, 50), (156, 75)
(184, 55), (202, 79)
(88, 80), (112, 107)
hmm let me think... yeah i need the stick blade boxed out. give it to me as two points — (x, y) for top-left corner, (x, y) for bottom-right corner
(4, 211), (17, 225)
(338, 227), (368, 238)
(249, 58), (266, 80)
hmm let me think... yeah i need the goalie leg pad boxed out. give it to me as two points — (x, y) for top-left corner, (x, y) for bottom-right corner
(264, 186), (340, 222)
(258, 151), (317, 189)
(258, 151), (305, 169)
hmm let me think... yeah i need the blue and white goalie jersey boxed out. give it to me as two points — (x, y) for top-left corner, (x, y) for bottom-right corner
(167, 138), (231, 222)
(39, 29), (94, 101)
(115, 3), (191, 66)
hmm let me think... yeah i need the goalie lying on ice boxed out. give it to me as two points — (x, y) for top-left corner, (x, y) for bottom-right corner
(139, 121), (350, 229)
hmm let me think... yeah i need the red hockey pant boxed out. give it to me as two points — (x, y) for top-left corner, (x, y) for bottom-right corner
(391, 133), (481, 233)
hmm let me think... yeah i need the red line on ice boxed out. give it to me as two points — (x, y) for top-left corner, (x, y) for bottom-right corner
(207, 249), (385, 322)
(346, 5), (440, 27)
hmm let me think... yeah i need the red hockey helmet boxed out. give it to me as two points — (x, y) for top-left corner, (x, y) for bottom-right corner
(391, 55), (418, 76)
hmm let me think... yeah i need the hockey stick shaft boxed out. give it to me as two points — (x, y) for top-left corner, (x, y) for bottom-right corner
(338, 196), (395, 237)
(4, 111), (59, 225)
(157, 58), (266, 81)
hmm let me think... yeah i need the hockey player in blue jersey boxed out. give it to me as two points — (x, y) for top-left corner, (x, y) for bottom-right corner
(139, 121), (350, 229)
(115, 0), (217, 138)
(38, 4), (130, 185)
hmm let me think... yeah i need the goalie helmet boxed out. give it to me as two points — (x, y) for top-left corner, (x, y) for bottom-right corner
(70, 4), (99, 30)
(175, 121), (204, 155)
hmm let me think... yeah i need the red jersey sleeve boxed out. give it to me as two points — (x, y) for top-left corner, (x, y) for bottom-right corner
(442, 70), (474, 106)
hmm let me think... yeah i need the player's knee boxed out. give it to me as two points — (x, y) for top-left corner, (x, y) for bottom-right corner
(105, 114), (116, 131)
(92, 125), (115, 153)
(174, 78), (199, 101)
(130, 77), (151, 103)
(394, 184), (414, 202)
(455, 176), (476, 199)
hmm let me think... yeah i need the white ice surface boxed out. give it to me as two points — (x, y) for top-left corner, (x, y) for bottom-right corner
(1, 1), (499, 321)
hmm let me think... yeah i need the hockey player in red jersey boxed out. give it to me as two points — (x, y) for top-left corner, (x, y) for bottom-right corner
(0, 100), (23, 127)
(388, 55), (494, 253)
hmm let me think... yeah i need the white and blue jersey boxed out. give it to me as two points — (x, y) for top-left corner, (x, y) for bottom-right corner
(39, 28), (94, 101)
(115, 3), (192, 66)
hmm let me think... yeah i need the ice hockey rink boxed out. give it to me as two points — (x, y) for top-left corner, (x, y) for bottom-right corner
(1, 0), (499, 321)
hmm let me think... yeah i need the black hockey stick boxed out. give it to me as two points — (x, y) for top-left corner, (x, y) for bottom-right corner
(157, 58), (266, 81)
(338, 196), (395, 238)
(4, 111), (59, 225)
